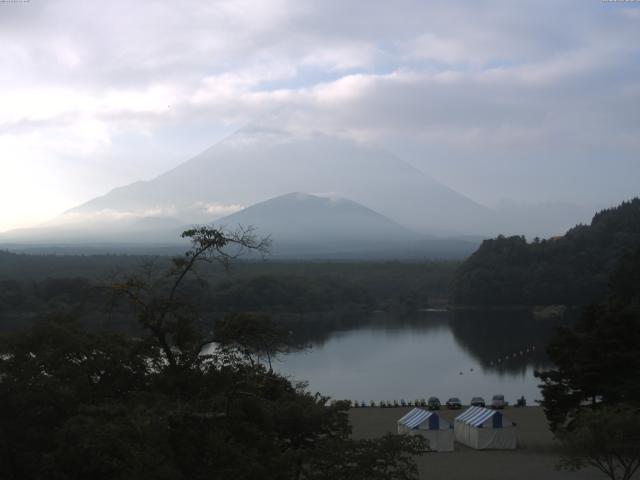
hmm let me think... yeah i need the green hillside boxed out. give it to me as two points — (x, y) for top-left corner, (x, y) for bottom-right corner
(452, 198), (640, 306)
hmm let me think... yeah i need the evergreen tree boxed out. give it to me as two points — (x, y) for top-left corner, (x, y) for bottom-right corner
(536, 247), (640, 431)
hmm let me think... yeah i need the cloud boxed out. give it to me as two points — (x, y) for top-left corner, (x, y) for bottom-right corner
(52, 207), (179, 226)
(46, 202), (245, 229)
(191, 202), (245, 217)
(0, 0), (639, 231)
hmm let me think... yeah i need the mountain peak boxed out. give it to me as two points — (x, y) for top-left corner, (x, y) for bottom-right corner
(65, 127), (495, 235)
(217, 191), (416, 244)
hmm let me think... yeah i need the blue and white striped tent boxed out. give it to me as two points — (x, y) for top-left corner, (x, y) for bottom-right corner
(454, 406), (516, 450)
(397, 408), (454, 452)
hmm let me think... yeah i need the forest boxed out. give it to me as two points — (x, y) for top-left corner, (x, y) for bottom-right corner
(452, 198), (640, 306)
(0, 250), (457, 334)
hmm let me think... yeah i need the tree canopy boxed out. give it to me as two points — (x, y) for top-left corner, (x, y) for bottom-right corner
(536, 247), (640, 431)
(452, 198), (640, 306)
(534, 247), (640, 479)
(557, 405), (640, 480)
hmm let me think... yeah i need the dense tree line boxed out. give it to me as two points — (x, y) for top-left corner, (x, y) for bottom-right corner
(0, 256), (456, 333)
(452, 198), (640, 306)
(209, 275), (375, 313)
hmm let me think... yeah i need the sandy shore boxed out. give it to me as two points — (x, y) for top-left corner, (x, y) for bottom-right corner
(349, 406), (624, 480)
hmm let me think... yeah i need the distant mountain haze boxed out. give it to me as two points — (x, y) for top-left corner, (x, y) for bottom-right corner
(0, 127), (613, 256)
(0, 216), (187, 246)
(211, 192), (476, 258)
(0, 189), (481, 258)
(493, 199), (597, 238)
(67, 127), (497, 236)
(217, 192), (418, 243)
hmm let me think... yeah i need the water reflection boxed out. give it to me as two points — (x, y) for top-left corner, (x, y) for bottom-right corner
(448, 309), (566, 375)
(275, 310), (572, 403)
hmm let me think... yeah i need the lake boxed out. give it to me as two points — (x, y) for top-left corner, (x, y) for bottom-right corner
(274, 310), (569, 405)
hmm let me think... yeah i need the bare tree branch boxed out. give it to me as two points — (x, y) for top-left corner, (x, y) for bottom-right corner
(112, 224), (271, 369)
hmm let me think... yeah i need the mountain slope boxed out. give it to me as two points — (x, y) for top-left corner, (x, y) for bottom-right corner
(214, 192), (479, 259)
(67, 126), (496, 235)
(0, 191), (480, 258)
(0, 216), (186, 246)
(216, 192), (417, 244)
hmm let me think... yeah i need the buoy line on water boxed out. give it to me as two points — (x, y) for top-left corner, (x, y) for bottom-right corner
(489, 344), (537, 367)
(338, 344), (540, 408)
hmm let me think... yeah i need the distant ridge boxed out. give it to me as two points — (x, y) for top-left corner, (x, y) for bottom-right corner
(0, 191), (480, 258)
(216, 192), (418, 243)
(215, 192), (480, 259)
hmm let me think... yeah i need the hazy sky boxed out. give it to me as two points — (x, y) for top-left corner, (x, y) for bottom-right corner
(1, 0), (639, 232)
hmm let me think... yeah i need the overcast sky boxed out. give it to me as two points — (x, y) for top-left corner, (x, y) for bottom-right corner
(1, 0), (639, 232)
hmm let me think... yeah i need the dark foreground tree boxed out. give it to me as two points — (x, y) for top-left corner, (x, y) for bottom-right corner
(214, 312), (297, 371)
(535, 248), (640, 479)
(536, 247), (640, 431)
(302, 434), (425, 480)
(0, 226), (425, 480)
(557, 406), (640, 480)
(111, 225), (272, 370)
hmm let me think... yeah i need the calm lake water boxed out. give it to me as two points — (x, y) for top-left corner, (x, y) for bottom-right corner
(274, 310), (569, 405)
